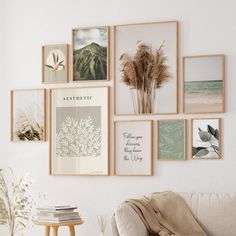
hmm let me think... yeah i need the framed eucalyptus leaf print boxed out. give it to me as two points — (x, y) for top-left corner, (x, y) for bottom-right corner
(42, 44), (68, 83)
(50, 87), (109, 175)
(157, 119), (186, 160)
(191, 118), (221, 159)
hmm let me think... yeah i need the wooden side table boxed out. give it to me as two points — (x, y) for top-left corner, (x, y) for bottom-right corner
(33, 220), (84, 236)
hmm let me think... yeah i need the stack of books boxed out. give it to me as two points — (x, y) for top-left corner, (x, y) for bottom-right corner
(36, 205), (82, 223)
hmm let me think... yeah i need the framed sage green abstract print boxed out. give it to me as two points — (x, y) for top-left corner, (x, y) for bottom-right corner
(42, 44), (69, 83)
(50, 86), (109, 176)
(72, 26), (110, 81)
(157, 119), (186, 160)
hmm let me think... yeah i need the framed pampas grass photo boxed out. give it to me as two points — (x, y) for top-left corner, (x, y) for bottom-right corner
(114, 21), (178, 116)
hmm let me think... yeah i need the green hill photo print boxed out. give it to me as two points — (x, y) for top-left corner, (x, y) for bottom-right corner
(73, 26), (109, 81)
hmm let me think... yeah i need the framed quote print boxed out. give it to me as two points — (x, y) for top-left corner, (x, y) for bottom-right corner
(157, 119), (186, 160)
(114, 120), (153, 176)
(191, 118), (221, 159)
(11, 89), (46, 142)
(72, 26), (110, 82)
(50, 87), (109, 175)
(114, 21), (178, 115)
(183, 55), (225, 114)
(42, 44), (69, 84)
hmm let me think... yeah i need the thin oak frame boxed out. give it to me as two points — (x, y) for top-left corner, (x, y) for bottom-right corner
(42, 44), (69, 84)
(190, 118), (222, 160)
(113, 21), (179, 116)
(182, 54), (225, 114)
(49, 86), (110, 176)
(114, 120), (153, 176)
(10, 88), (47, 142)
(156, 119), (187, 160)
(72, 25), (110, 82)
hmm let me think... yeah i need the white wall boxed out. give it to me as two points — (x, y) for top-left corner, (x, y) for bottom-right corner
(1, 0), (236, 235)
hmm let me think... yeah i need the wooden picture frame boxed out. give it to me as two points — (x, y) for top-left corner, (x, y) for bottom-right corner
(183, 54), (225, 114)
(49, 86), (110, 176)
(11, 89), (46, 142)
(114, 21), (178, 116)
(157, 119), (187, 160)
(42, 44), (69, 84)
(72, 26), (110, 82)
(114, 120), (153, 176)
(191, 118), (221, 159)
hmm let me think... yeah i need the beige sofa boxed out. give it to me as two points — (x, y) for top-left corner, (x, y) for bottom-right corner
(112, 193), (236, 236)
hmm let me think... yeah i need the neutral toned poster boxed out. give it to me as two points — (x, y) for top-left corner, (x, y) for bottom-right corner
(50, 87), (109, 175)
(42, 44), (68, 83)
(157, 119), (186, 160)
(114, 21), (178, 115)
(11, 89), (46, 142)
(191, 118), (221, 159)
(114, 120), (153, 176)
(183, 55), (225, 113)
(72, 26), (109, 81)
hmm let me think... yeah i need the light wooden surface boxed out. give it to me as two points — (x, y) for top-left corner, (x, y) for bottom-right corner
(33, 220), (84, 236)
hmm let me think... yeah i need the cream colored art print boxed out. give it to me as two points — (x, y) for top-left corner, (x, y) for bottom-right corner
(50, 87), (109, 175)
(114, 21), (178, 115)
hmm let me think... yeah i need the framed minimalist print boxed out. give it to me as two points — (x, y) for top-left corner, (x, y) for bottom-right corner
(157, 119), (186, 160)
(50, 87), (109, 175)
(11, 89), (46, 142)
(183, 55), (225, 114)
(114, 21), (178, 115)
(191, 118), (221, 159)
(72, 26), (109, 81)
(114, 120), (153, 176)
(42, 44), (68, 83)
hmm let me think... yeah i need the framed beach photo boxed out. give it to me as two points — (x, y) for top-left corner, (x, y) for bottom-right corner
(11, 89), (46, 142)
(72, 26), (110, 82)
(183, 55), (225, 114)
(42, 44), (68, 83)
(191, 118), (221, 159)
(114, 120), (153, 176)
(157, 119), (186, 160)
(50, 87), (109, 175)
(114, 21), (178, 115)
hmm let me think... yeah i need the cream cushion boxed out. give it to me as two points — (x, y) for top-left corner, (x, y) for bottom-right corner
(115, 202), (149, 236)
(113, 193), (236, 236)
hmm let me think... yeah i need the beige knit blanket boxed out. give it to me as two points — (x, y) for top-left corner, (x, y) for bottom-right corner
(126, 191), (208, 236)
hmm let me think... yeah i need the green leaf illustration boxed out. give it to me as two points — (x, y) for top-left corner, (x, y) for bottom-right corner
(194, 149), (209, 157)
(52, 52), (56, 64)
(212, 145), (219, 151)
(214, 129), (219, 140)
(198, 131), (211, 142)
(207, 125), (216, 136)
(192, 146), (207, 156)
(45, 64), (54, 69)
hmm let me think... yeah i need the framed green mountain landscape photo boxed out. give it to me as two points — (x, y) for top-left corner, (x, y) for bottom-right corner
(42, 44), (68, 84)
(72, 26), (110, 82)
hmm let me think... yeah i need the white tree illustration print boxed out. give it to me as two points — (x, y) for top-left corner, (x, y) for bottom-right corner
(56, 116), (101, 157)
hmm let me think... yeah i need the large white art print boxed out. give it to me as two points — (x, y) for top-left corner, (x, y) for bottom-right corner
(50, 87), (109, 175)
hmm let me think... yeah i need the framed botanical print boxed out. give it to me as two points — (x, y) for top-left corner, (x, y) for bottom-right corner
(11, 89), (46, 142)
(42, 44), (69, 83)
(157, 119), (186, 160)
(114, 21), (178, 115)
(50, 87), (109, 175)
(114, 120), (153, 176)
(191, 118), (221, 159)
(183, 55), (225, 114)
(72, 26), (110, 82)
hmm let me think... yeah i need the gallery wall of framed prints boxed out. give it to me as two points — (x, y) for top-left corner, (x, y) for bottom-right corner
(10, 19), (226, 177)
